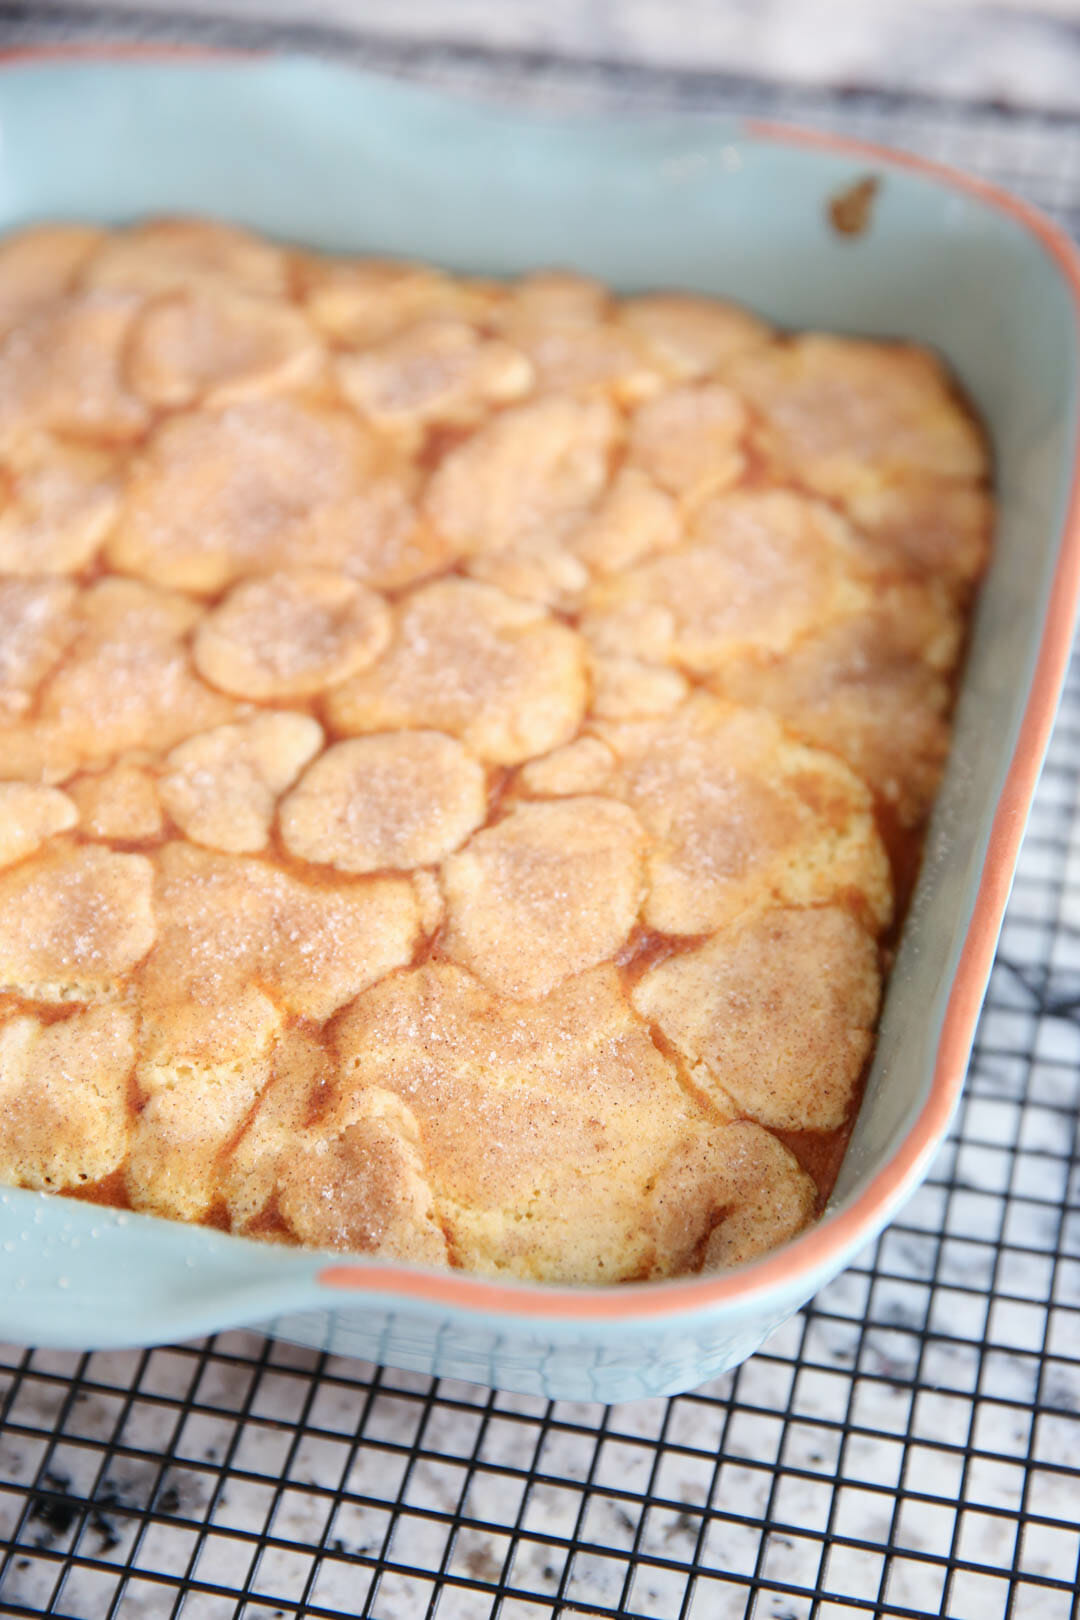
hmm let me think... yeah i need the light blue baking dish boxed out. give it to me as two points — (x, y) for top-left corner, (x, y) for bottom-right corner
(1, 51), (1078, 1402)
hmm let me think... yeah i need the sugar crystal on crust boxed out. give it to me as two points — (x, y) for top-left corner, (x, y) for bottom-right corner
(0, 783), (78, 868)
(0, 293), (149, 449)
(159, 712), (323, 854)
(141, 843), (420, 1021)
(106, 398), (388, 594)
(327, 579), (587, 765)
(0, 577), (78, 725)
(281, 732), (487, 874)
(194, 569), (391, 701)
(0, 439), (120, 577)
(626, 383), (747, 502)
(595, 696), (892, 935)
(70, 763), (163, 842)
(128, 286), (324, 409)
(0, 1005), (135, 1191)
(35, 578), (235, 768)
(633, 906), (881, 1131)
(301, 255), (499, 346)
(582, 490), (868, 672)
(441, 796), (646, 998)
(423, 394), (618, 556)
(336, 317), (533, 430)
(333, 963), (709, 1282)
(0, 843), (156, 1000)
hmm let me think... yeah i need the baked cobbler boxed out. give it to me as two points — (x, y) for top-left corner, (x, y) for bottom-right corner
(0, 219), (990, 1282)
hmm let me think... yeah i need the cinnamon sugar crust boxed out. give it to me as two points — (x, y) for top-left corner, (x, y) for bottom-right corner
(0, 220), (990, 1281)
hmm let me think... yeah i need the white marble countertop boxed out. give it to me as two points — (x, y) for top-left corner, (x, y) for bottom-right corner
(27, 0), (1080, 112)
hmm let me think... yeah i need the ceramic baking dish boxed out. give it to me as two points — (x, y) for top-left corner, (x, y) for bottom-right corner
(0, 50), (1078, 1402)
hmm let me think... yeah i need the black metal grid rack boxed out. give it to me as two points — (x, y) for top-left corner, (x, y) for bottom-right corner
(1, 18), (1080, 1618)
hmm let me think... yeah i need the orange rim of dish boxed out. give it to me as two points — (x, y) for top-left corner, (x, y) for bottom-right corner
(7, 47), (1080, 1322)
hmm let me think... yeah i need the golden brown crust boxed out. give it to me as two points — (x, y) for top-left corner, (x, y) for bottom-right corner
(633, 906), (881, 1131)
(106, 398), (390, 594)
(441, 796), (646, 997)
(618, 291), (773, 378)
(326, 578), (587, 764)
(0, 440), (120, 577)
(332, 963), (716, 1283)
(0, 843), (156, 1000)
(193, 569), (391, 701)
(280, 732), (487, 874)
(127, 287), (325, 410)
(83, 218), (288, 300)
(140, 842), (420, 1021)
(0, 225), (106, 338)
(422, 394), (618, 557)
(0, 221), (990, 1283)
(158, 713), (323, 854)
(0, 1005), (135, 1191)
(0, 293), (149, 450)
(594, 696), (892, 935)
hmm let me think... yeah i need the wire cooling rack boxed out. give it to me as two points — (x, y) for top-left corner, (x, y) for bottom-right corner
(1, 22), (1080, 1620)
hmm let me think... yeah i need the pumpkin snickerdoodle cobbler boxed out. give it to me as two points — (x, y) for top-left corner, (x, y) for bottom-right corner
(0, 219), (991, 1283)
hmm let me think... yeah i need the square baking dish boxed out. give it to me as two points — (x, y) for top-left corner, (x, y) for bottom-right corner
(0, 50), (1077, 1402)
